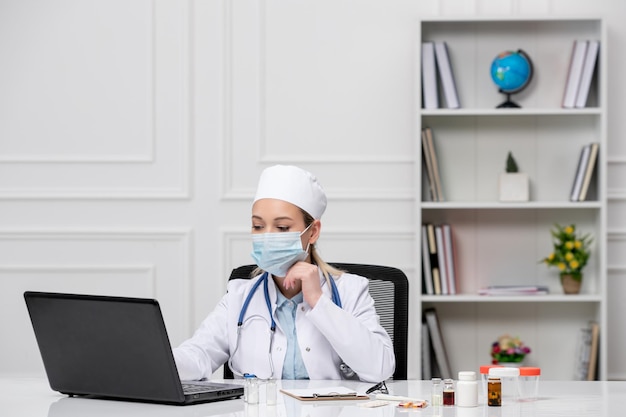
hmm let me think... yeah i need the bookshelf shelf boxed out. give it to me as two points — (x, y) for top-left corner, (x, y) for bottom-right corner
(421, 108), (602, 117)
(421, 202), (602, 210)
(416, 17), (606, 381)
(422, 294), (603, 303)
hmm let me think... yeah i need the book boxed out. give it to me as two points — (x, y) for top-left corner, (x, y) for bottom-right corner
(574, 326), (592, 380)
(570, 144), (591, 201)
(421, 129), (438, 201)
(424, 308), (452, 379)
(562, 40), (588, 108)
(435, 225), (449, 295)
(578, 142), (599, 201)
(422, 42), (439, 109)
(442, 224), (457, 295)
(434, 41), (460, 109)
(478, 285), (549, 296)
(573, 321), (600, 380)
(424, 127), (444, 201)
(575, 40), (600, 108)
(421, 319), (433, 380)
(587, 321), (600, 380)
(426, 224), (442, 294)
(421, 225), (434, 295)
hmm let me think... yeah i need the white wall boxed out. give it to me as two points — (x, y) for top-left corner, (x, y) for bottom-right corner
(1, 0), (625, 379)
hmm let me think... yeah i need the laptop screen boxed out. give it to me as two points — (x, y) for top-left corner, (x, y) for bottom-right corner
(25, 292), (192, 403)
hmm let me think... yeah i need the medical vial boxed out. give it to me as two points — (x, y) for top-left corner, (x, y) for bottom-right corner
(265, 379), (277, 405)
(244, 374), (259, 404)
(456, 371), (478, 407)
(431, 377), (443, 406)
(443, 378), (455, 406)
(487, 376), (502, 407)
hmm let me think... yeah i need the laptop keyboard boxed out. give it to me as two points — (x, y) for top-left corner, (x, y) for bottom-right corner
(182, 383), (221, 394)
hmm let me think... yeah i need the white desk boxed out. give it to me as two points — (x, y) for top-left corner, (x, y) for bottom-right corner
(3, 376), (626, 417)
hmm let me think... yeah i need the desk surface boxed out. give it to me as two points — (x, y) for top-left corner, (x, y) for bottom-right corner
(3, 376), (626, 417)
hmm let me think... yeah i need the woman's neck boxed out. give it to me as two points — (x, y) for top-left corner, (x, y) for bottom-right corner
(272, 276), (302, 299)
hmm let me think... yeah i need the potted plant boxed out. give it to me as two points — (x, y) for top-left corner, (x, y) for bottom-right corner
(490, 334), (531, 365)
(541, 223), (592, 294)
(499, 152), (529, 201)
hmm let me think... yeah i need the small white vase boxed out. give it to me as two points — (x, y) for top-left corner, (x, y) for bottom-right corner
(499, 173), (529, 202)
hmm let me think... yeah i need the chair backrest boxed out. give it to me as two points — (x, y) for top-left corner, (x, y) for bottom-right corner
(223, 263), (409, 380)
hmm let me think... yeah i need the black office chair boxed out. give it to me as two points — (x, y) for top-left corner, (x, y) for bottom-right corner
(222, 263), (408, 380)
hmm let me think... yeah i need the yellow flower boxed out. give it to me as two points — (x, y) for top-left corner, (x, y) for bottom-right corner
(565, 241), (574, 250)
(564, 226), (574, 234)
(574, 240), (582, 249)
(558, 263), (566, 271)
(565, 252), (574, 261)
(570, 260), (580, 269)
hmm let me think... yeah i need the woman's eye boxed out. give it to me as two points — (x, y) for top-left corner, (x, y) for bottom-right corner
(252, 225), (263, 231)
(277, 226), (290, 232)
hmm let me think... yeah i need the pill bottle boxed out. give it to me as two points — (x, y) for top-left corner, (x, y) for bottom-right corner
(244, 374), (259, 404)
(489, 366), (520, 403)
(479, 365), (503, 402)
(443, 378), (455, 406)
(431, 377), (443, 406)
(456, 371), (478, 407)
(487, 376), (501, 407)
(518, 367), (541, 401)
(265, 378), (277, 405)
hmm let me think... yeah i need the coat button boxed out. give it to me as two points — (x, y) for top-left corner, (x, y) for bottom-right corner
(305, 347), (311, 352)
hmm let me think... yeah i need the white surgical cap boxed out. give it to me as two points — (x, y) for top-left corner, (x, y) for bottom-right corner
(253, 165), (327, 219)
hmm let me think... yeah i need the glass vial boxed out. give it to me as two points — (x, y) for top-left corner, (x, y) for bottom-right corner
(265, 379), (277, 405)
(443, 378), (455, 406)
(457, 371), (478, 407)
(431, 377), (443, 406)
(487, 376), (502, 407)
(244, 374), (259, 404)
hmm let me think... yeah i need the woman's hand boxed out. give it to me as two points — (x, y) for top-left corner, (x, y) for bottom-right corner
(283, 261), (323, 307)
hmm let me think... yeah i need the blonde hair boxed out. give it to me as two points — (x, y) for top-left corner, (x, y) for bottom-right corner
(252, 209), (344, 284)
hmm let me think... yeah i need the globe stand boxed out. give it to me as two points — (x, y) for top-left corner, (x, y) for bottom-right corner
(496, 91), (521, 108)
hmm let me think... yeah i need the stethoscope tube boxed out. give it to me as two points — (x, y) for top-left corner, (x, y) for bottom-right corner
(229, 271), (343, 379)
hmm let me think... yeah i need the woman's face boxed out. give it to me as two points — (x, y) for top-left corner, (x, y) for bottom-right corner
(251, 198), (320, 248)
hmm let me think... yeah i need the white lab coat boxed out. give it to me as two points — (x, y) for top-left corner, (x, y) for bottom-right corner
(173, 270), (395, 383)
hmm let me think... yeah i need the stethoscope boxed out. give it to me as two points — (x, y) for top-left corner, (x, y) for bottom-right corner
(228, 271), (344, 379)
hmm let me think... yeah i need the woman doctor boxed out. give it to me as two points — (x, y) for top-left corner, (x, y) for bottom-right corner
(173, 165), (395, 383)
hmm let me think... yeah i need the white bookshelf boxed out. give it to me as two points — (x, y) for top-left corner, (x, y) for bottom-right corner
(415, 17), (607, 380)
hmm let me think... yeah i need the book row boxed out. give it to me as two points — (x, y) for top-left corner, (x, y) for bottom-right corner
(421, 40), (600, 109)
(422, 127), (599, 203)
(421, 223), (457, 295)
(421, 308), (600, 381)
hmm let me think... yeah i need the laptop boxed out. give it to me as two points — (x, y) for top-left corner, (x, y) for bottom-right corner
(24, 291), (244, 405)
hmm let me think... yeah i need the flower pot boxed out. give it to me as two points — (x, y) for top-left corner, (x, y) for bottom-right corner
(561, 274), (582, 294)
(499, 173), (529, 202)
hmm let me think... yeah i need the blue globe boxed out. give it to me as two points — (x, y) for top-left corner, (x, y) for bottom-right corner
(490, 50), (532, 93)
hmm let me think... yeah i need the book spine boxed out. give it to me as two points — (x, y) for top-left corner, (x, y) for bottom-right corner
(422, 42), (439, 109)
(578, 142), (599, 201)
(425, 127), (444, 201)
(562, 40), (588, 108)
(434, 41), (460, 109)
(570, 144), (591, 202)
(427, 224), (441, 295)
(575, 40), (600, 108)
(442, 224), (456, 295)
(422, 129), (438, 201)
(435, 225), (448, 295)
(421, 225), (434, 295)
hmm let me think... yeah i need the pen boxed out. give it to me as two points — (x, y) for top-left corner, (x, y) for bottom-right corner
(375, 393), (428, 403)
(313, 392), (358, 398)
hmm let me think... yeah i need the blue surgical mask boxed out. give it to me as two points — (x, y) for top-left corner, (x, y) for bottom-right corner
(250, 225), (312, 277)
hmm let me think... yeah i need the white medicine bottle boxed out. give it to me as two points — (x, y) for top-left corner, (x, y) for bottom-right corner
(456, 371), (478, 407)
